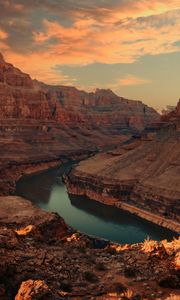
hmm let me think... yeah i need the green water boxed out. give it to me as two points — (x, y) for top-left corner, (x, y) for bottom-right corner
(16, 163), (178, 244)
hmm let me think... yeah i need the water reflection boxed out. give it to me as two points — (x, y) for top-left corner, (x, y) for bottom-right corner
(16, 165), (178, 244)
(16, 163), (72, 203)
(69, 194), (178, 241)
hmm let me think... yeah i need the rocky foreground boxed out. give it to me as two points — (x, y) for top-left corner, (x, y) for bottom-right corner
(66, 102), (180, 233)
(0, 52), (159, 195)
(0, 196), (179, 300)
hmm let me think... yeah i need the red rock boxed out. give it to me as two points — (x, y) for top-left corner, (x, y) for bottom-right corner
(65, 101), (180, 233)
(15, 280), (50, 300)
(0, 196), (67, 241)
(0, 52), (159, 195)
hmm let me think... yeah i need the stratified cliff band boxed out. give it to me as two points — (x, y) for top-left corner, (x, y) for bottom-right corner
(0, 53), (159, 195)
(66, 102), (180, 233)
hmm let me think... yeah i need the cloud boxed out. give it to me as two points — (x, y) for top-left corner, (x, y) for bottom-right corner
(0, 29), (8, 40)
(0, 28), (9, 51)
(1, 1), (180, 84)
(28, 8), (180, 65)
(3, 50), (77, 85)
(117, 75), (151, 86)
(75, 74), (151, 93)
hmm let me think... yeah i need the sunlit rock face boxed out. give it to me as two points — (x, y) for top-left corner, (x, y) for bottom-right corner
(0, 53), (159, 128)
(37, 83), (159, 131)
(0, 54), (51, 119)
(15, 280), (50, 300)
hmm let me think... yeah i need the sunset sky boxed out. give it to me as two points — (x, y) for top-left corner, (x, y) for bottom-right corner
(1, 0), (180, 110)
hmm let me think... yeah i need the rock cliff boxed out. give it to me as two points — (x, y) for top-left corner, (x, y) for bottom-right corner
(0, 196), (179, 300)
(66, 103), (180, 233)
(36, 83), (159, 131)
(162, 99), (180, 123)
(0, 53), (159, 194)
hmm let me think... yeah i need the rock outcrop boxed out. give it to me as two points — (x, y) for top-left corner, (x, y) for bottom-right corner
(162, 99), (180, 123)
(15, 280), (51, 300)
(66, 102), (180, 233)
(0, 196), (179, 300)
(0, 196), (67, 241)
(0, 53), (159, 194)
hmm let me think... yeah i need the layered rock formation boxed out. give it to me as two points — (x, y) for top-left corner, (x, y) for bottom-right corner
(66, 103), (180, 233)
(162, 99), (180, 123)
(0, 196), (179, 300)
(36, 82), (159, 131)
(0, 53), (159, 194)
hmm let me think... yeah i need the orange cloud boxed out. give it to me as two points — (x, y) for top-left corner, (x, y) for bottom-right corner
(0, 29), (8, 52)
(3, 51), (77, 85)
(117, 75), (151, 86)
(2, 1), (24, 11)
(2, 2), (180, 85)
(119, 0), (180, 18)
(0, 29), (8, 40)
(30, 8), (180, 66)
(75, 75), (151, 93)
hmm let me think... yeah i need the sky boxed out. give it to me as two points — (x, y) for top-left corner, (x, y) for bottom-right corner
(0, 0), (180, 110)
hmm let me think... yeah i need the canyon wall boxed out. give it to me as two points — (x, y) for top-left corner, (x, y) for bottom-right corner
(0, 53), (159, 194)
(66, 106), (180, 233)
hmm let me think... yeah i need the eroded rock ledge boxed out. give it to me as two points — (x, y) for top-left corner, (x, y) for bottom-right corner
(0, 159), (62, 196)
(0, 196), (179, 300)
(0, 146), (95, 196)
(65, 132), (180, 234)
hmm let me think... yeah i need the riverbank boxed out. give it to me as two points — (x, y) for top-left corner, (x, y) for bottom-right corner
(67, 180), (180, 234)
(0, 147), (96, 196)
(16, 166), (177, 244)
(64, 130), (180, 234)
(65, 148), (180, 234)
(0, 159), (62, 196)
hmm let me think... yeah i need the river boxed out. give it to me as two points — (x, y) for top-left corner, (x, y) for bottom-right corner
(16, 162), (178, 244)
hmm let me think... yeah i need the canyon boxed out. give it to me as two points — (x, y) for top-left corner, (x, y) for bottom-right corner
(0, 53), (179, 299)
(0, 53), (159, 195)
(66, 102), (180, 233)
